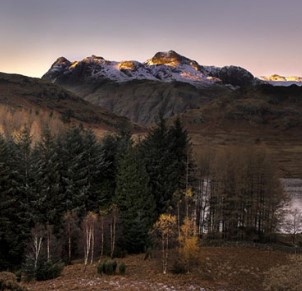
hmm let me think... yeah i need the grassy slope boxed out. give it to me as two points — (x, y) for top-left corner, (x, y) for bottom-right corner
(0, 73), (142, 139)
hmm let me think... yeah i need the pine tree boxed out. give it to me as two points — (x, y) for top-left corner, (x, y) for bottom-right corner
(13, 127), (36, 224)
(98, 129), (132, 208)
(98, 135), (119, 205)
(58, 127), (89, 216)
(167, 117), (189, 191)
(5, 128), (36, 268)
(115, 146), (156, 253)
(82, 129), (108, 212)
(0, 135), (17, 269)
(32, 127), (63, 229)
(141, 117), (189, 216)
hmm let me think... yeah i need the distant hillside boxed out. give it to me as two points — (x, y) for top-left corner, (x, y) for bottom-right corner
(174, 84), (302, 177)
(53, 79), (232, 125)
(0, 72), (141, 139)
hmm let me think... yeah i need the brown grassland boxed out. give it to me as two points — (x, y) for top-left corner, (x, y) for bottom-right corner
(23, 246), (290, 291)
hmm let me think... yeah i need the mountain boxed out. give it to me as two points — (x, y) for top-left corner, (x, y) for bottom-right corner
(43, 50), (260, 88)
(0, 72), (141, 138)
(260, 74), (302, 86)
(41, 51), (302, 177)
(43, 50), (219, 87)
(206, 65), (257, 87)
(42, 50), (261, 124)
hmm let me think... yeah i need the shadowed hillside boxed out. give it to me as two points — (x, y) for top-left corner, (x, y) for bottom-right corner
(0, 72), (142, 138)
(175, 84), (302, 177)
(58, 79), (231, 125)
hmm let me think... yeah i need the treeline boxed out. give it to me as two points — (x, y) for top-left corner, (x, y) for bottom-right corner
(0, 118), (287, 275)
(196, 147), (287, 241)
(0, 118), (188, 271)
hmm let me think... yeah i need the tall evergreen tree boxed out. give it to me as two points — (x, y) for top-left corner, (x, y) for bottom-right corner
(168, 117), (190, 190)
(0, 135), (17, 269)
(6, 128), (36, 268)
(82, 129), (108, 212)
(57, 127), (89, 216)
(31, 127), (63, 229)
(115, 145), (156, 253)
(98, 129), (132, 208)
(141, 117), (189, 216)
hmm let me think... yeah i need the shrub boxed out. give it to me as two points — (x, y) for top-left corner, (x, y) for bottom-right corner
(119, 262), (126, 275)
(0, 272), (25, 291)
(97, 260), (106, 274)
(22, 256), (64, 282)
(112, 261), (117, 273)
(97, 260), (117, 275)
(171, 259), (187, 274)
(36, 261), (64, 281)
(22, 255), (36, 282)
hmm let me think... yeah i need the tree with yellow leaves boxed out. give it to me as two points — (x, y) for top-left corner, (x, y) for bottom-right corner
(153, 214), (177, 274)
(178, 217), (200, 272)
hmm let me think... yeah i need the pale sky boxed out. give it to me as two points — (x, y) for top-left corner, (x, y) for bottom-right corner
(0, 0), (301, 77)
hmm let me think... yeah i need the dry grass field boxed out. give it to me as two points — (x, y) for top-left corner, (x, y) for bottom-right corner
(23, 246), (290, 291)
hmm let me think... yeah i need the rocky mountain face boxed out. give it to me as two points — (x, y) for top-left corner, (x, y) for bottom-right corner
(44, 51), (214, 87)
(42, 50), (259, 124)
(43, 50), (259, 88)
(206, 65), (257, 87)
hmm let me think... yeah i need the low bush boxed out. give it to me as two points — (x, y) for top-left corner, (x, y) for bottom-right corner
(119, 262), (126, 275)
(35, 261), (64, 281)
(97, 260), (117, 275)
(22, 255), (64, 282)
(0, 272), (25, 291)
(171, 259), (187, 274)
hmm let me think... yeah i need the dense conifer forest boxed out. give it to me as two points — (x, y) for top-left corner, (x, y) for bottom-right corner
(0, 118), (286, 282)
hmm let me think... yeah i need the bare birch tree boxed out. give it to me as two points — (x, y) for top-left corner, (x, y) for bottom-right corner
(63, 210), (79, 264)
(99, 208), (109, 259)
(82, 212), (98, 266)
(110, 204), (117, 258)
(30, 224), (45, 270)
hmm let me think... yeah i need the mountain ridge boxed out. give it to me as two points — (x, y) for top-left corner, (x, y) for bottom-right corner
(260, 74), (302, 86)
(43, 50), (258, 88)
(42, 50), (261, 125)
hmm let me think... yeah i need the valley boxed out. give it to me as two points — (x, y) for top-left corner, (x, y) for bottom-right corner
(2, 1), (302, 290)
(0, 52), (302, 291)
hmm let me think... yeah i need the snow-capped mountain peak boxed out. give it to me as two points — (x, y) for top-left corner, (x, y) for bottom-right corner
(42, 50), (259, 87)
(259, 74), (302, 86)
(49, 57), (71, 70)
(146, 50), (199, 69)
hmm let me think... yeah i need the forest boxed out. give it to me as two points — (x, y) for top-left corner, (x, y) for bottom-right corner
(0, 118), (287, 281)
